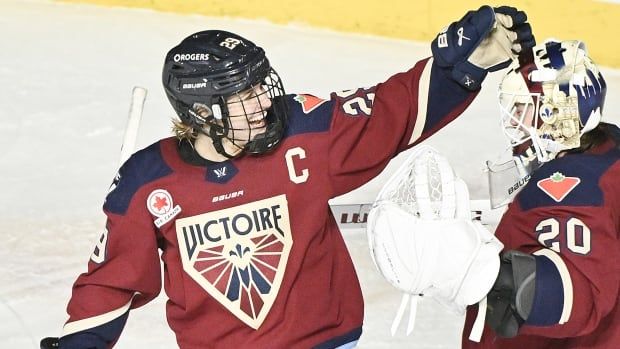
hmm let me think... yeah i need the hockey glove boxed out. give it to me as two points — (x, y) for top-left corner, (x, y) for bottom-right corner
(485, 250), (536, 338)
(40, 337), (59, 349)
(431, 5), (535, 90)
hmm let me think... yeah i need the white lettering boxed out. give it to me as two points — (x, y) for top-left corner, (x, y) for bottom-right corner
(212, 190), (245, 203)
(219, 37), (242, 49)
(173, 53), (211, 62)
(438, 33), (448, 48)
(182, 82), (207, 89)
(285, 147), (309, 184)
(90, 229), (109, 264)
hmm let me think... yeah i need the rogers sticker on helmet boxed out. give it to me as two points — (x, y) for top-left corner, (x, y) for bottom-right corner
(147, 189), (182, 228)
(173, 53), (211, 62)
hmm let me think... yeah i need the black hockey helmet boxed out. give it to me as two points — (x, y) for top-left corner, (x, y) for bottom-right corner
(162, 30), (287, 157)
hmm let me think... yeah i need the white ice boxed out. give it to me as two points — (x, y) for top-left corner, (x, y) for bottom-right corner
(1, 1), (619, 348)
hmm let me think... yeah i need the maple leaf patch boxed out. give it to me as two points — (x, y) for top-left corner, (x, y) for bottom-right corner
(536, 172), (581, 202)
(293, 94), (327, 114)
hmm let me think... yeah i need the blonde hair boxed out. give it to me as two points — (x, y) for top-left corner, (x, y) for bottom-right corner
(172, 119), (198, 141)
(171, 104), (212, 141)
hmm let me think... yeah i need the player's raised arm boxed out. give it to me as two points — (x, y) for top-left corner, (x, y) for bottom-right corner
(327, 5), (534, 196)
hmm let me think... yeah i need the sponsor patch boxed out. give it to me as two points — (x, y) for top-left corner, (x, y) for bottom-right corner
(537, 172), (581, 202)
(293, 94), (327, 114)
(212, 190), (244, 203)
(147, 189), (182, 228)
(175, 195), (293, 329)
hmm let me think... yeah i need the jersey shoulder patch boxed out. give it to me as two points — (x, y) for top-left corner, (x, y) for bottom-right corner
(104, 140), (173, 215)
(282, 93), (334, 138)
(518, 152), (617, 210)
(293, 94), (328, 114)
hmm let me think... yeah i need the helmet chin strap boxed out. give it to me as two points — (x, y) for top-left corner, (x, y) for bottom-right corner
(192, 127), (239, 161)
(207, 128), (239, 159)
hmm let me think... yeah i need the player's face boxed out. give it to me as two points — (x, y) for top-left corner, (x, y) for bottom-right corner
(500, 97), (538, 147)
(510, 102), (536, 128)
(225, 84), (272, 147)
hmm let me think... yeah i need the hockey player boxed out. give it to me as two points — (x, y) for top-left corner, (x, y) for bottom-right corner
(41, 6), (534, 349)
(461, 40), (619, 348)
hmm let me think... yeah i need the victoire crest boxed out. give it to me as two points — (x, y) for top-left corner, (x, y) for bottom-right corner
(175, 194), (293, 329)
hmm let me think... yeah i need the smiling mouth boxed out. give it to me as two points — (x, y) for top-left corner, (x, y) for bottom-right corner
(249, 119), (265, 127)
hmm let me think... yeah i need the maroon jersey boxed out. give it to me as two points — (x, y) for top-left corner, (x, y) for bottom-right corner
(463, 124), (620, 349)
(59, 58), (478, 348)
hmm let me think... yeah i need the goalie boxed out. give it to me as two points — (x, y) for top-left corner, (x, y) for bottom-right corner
(369, 39), (620, 349)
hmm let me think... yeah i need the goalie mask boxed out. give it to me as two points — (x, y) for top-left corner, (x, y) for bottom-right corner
(487, 40), (606, 207)
(162, 30), (288, 158)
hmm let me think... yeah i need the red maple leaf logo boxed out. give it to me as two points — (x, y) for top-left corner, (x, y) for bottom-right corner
(537, 172), (581, 202)
(293, 94), (327, 114)
(153, 195), (169, 212)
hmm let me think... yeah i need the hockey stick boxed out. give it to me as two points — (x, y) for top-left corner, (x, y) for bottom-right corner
(39, 86), (148, 349)
(119, 86), (147, 167)
(330, 199), (504, 230)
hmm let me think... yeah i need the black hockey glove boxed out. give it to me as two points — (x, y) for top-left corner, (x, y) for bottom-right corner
(485, 250), (537, 338)
(431, 5), (535, 90)
(40, 337), (59, 349)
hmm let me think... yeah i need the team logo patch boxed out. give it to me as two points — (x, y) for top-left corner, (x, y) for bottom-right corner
(537, 172), (581, 202)
(147, 189), (182, 228)
(175, 195), (293, 329)
(293, 94), (327, 114)
(206, 161), (238, 184)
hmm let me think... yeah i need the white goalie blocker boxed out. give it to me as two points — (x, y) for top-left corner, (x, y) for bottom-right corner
(367, 145), (503, 341)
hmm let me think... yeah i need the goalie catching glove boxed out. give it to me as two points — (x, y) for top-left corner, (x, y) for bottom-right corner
(367, 145), (503, 340)
(431, 5), (535, 90)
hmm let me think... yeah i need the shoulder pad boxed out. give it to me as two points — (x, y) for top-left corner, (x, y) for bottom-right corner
(104, 141), (173, 215)
(282, 94), (334, 137)
(518, 153), (617, 210)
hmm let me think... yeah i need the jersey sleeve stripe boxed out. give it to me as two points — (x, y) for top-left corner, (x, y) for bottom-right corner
(62, 296), (134, 336)
(407, 58), (433, 145)
(532, 248), (574, 325)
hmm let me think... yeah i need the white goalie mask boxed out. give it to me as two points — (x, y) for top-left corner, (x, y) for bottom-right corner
(487, 39), (606, 207)
(367, 145), (503, 340)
